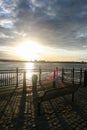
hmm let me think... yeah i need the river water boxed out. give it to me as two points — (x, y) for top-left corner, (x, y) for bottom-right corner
(0, 62), (87, 70)
(0, 62), (87, 85)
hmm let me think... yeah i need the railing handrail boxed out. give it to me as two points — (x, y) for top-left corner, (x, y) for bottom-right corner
(0, 67), (87, 87)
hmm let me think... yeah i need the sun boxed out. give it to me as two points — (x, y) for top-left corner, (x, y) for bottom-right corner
(14, 40), (44, 60)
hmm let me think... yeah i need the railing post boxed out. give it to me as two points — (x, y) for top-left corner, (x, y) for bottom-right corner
(39, 67), (41, 83)
(52, 69), (56, 88)
(72, 68), (74, 86)
(83, 70), (87, 87)
(80, 68), (82, 86)
(32, 74), (38, 114)
(62, 68), (64, 82)
(1, 72), (2, 87)
(5, 72), (6, 86)
(16, 67), (18, 87)
(23, 71), (26, 87)
(2, 72), (4, 86)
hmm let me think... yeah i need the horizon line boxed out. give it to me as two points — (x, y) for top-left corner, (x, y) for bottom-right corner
(0, 59), (86, 63)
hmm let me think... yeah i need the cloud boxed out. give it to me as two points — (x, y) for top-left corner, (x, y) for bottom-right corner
(0, 0), (87, 53)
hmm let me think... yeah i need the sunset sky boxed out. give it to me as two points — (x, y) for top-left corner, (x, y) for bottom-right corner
(0, 0), (87, 61)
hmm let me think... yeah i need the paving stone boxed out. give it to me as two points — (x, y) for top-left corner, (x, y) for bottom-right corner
(0, 86), (87, 130)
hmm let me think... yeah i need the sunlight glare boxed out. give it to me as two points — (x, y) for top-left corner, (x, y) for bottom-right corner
(14, 40), (44, 60)
(25, 62), (34, 79)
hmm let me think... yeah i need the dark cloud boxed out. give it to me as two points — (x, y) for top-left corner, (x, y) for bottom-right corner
(0, 0), (87, 52)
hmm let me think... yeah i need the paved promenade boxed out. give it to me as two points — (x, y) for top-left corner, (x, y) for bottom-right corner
(0, 84), (87, 130)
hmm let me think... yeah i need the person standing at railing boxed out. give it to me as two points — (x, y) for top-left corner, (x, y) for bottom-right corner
(46, 67), (65, 88)
(52, 67), (58, 87)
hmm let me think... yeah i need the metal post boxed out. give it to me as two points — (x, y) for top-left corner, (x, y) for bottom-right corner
(72, 68), (74, 86)
(23, 71), (26, 87)
(84, 70), (87, 87)
(16, 67), (18, 87)
(39, 67), (41, 83)
(32, 74), (38, 115)
(80, 68), (82, 86)
(62, 68), (64, 82)
(52, 69), (56, 88)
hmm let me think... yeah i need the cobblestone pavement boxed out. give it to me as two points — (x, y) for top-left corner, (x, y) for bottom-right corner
(0, 85), (87, 130)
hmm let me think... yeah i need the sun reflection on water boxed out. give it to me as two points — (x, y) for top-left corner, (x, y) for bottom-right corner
(24, 63), (34, 79)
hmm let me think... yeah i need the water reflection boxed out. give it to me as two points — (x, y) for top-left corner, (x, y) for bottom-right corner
(24, 63), (34, 79)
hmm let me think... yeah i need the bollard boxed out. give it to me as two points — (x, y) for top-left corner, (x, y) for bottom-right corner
(32, 74), (38, 87)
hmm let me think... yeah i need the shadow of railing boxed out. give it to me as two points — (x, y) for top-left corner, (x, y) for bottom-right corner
(14, 72), (26, 130)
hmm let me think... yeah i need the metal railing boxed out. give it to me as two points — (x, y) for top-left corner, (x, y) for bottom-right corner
(0, 67), (86, 88)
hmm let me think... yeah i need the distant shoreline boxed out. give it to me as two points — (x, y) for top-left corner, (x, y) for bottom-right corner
(0, 59), (87, 64)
